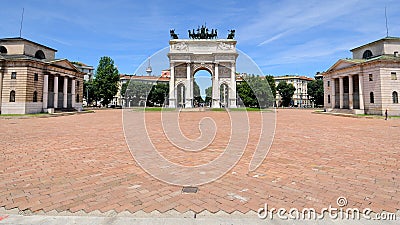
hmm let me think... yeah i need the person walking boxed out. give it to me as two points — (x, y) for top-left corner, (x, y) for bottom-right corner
(385, 108), (388, 120)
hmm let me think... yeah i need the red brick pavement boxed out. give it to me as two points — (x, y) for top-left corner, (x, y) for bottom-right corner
(0, 109), (399, 214)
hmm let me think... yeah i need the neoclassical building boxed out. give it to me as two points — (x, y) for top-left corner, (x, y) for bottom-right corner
(274, 75), (313, 107)
(323, 37), (400, 115)
(0, 37), (84, 114)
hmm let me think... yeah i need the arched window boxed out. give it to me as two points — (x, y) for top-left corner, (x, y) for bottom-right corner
(35, 50), (45, 59)
(370, 92), (374, 103)
(363, 50), (373, 59)
(9, 91), (15, 102)
(33, 91), (38, 102)
(0, 46), (7, 54)
(393, 91), (399, 104)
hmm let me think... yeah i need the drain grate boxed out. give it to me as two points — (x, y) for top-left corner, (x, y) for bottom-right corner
(182, 186), (198, 193)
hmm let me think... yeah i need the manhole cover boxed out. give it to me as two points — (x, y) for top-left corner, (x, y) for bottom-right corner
(182, 186), (198, 193)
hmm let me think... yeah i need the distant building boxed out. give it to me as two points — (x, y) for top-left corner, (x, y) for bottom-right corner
(71, 62), (94, 81)
(322, 37), (400, 115)
(0, 37), (84, 114)
(274, 75), (313, 107)
(113, 69), (170, 107)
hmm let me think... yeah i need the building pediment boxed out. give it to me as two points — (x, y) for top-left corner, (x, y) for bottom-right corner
(49, 59), (79, 72)
(326, 59), (361, 72)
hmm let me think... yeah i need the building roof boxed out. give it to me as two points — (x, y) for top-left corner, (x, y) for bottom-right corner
(324, 54), (400, 74)
(0, 37), (57, 51)
(350, 36), (400, 52)
(274, 75), (313, 81)
(120, 74), (170, 82)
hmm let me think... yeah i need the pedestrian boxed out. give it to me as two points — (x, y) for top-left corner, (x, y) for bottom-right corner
(385, 108), (388, 120)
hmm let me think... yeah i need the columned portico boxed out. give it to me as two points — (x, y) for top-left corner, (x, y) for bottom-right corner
(348, 75), (353, 109)
(53, 75), (58, 108)
(358, 74), (364, 110)
(63, 76), (68, 108)
(331, 78), (335, 108)
(339, 77), (344, 109)
(43, 74), (49, 109)
(71, 78), (76, 108)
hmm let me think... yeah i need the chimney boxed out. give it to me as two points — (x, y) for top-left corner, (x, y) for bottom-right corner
(395, 51), (398, 57)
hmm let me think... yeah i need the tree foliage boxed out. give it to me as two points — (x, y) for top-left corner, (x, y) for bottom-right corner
(277, 81), (296, 107)
(83, 80), (97, 105)
(93, 56), (120, 106)
(147, 83), (169, 106)
(307, 79), (324, 106)
(237, 75), (275, 108)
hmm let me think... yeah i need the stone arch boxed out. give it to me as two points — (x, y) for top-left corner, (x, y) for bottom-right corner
(168, 38), (238, 108)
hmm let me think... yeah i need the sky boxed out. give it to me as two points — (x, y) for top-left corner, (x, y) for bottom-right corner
(1, 0), (400, 79)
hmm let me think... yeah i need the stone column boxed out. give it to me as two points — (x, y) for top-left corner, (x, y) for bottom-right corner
(212, 63), (220, 108)
(331, 78), (335, 108)
(71, 78), (76, 108)
(185, 62), (192, 108)
(339, 76), (344, 109)
(168, 63), (176, 108)
(63, 76), (68, 108)
(43, 74), (49, 109)
(358, 74), (364, 110)
(229, 62), (237, 108)
(53, 75), (58, 108)
(348, 75), (353, 110)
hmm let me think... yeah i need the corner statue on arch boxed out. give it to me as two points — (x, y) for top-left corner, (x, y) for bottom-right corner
(168, 26), (238, 109)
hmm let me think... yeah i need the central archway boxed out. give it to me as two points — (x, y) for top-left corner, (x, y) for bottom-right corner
(168, 39), (238, 108)
(193, 69), (212, 107)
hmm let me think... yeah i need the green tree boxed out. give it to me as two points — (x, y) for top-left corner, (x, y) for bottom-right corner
(83, 80), (97, 105)
(265, 75), (277, 99)
(125, 81), (153, 106)
(147, 83), (169, 106)
(307, 79), (324, 106)
(93, 56), (120, 106)
(120, 82), (129, 98)
(237, 75), (275, 108)
(277, 81), (296, 107)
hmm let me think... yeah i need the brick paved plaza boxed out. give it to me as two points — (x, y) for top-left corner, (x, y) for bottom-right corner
(0, 109), (399, 215)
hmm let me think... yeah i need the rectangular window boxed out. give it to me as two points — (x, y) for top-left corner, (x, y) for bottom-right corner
(328, 95), (331, 103)
(34, 73), (38, 81)
(327, 81), (330, 87)
(391, 72), (397, 80)
(369, 74), (373, 81)
(11, 72), (16, 79)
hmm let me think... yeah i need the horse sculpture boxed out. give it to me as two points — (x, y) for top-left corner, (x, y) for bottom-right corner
(170, 29), (179, 39)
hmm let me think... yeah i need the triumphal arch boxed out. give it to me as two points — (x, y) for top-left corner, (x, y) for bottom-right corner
(168, 26), (238, 108)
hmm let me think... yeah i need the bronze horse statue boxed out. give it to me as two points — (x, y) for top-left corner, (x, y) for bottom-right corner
(170, 29), (179, 39)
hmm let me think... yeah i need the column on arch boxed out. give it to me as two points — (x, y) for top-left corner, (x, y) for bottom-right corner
(185, 62), (192, 108)
(168, 62), (176, 108)
(212, 63), (220, 108)
(229, 62), (237, 108)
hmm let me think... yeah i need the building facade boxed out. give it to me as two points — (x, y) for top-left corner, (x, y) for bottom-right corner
(322, 37), (400, 115)
(0, 37), (84, 114)
(274, 75), (313, 107)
